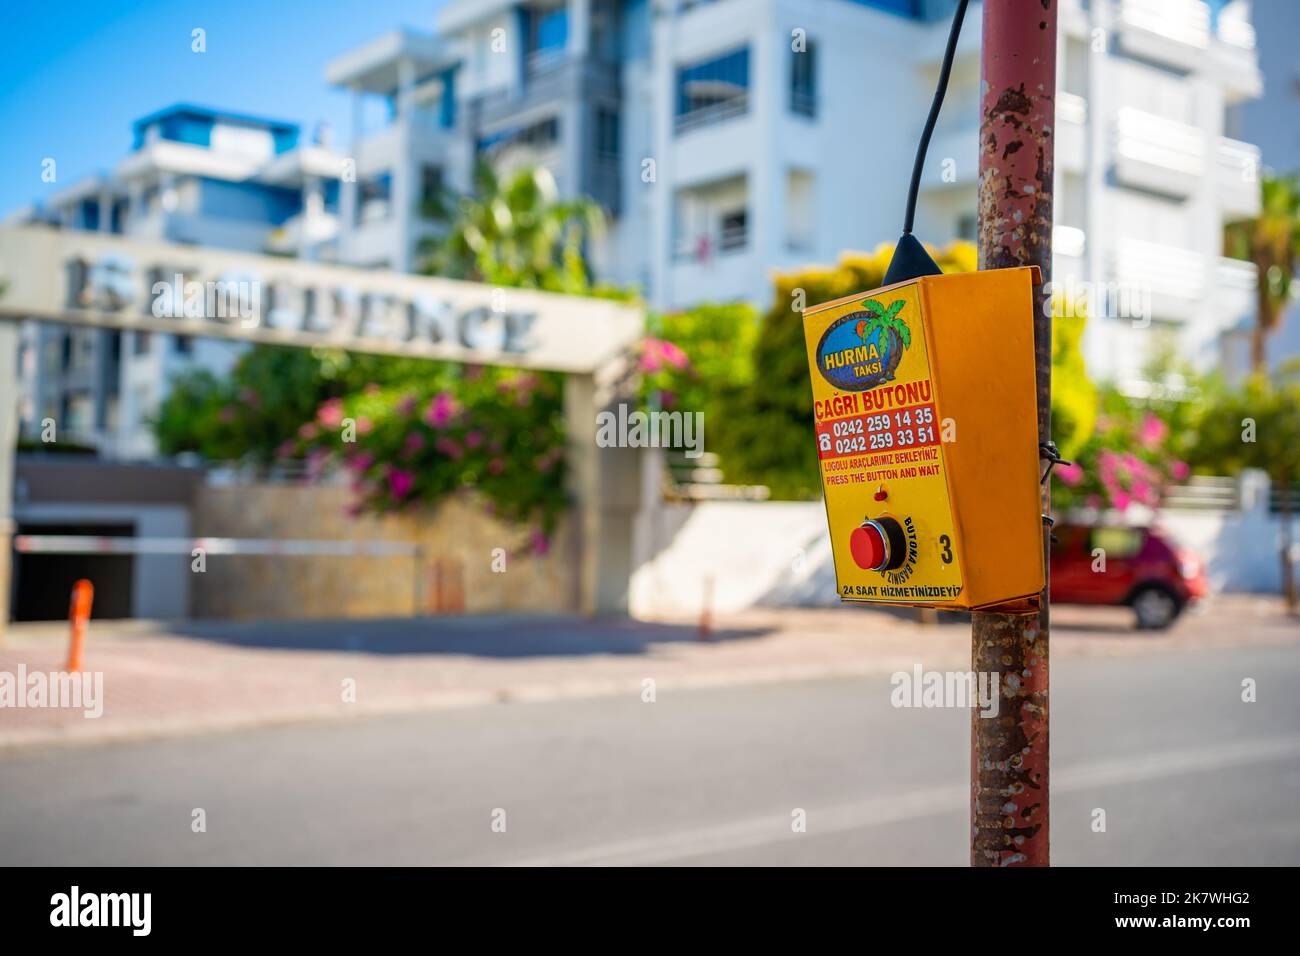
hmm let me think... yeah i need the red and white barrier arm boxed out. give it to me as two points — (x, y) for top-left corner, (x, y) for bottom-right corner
(12, 535), (422, 558)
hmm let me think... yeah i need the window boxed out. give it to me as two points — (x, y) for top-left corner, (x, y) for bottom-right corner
(957, 214), (977, 241)
(785, 169), (816, 251)
(356, 173), (392, 225)
(719, 209), (748, 251)
(134, 331), (151, 356)
(524, 3), (568, 78)
(477, 118), (560, 158)
(595, 107), (619, 163)
(675, 48), (750, 133)
(790, 40), (817, 118)
(174, 335), (193, 355)
(420, 165), (444, 205)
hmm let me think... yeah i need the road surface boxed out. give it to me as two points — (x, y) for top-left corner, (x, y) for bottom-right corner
(2, 641), (1298, 865)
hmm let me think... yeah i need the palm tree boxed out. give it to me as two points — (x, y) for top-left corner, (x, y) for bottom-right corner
(1224, 173), (1300, 373)
(420, 160), (605, 295)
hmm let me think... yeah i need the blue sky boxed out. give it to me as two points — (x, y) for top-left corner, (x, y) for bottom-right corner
(0, 0), (445, 216)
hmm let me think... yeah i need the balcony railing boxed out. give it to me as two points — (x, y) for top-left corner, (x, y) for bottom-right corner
(1057, 91), (1087, 126)
(1119, 0), (1210, 50)
(1112, 237), (1205, 301)
(673, 225), (749, 261)
(674, 94), (748, 135)
(1113, 108), (1205, 197)
(1217, 11), (1256, 50)
(524, 47), (566, 81)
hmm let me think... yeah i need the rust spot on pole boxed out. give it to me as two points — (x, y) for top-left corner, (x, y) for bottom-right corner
(973, 0), (1056, 868)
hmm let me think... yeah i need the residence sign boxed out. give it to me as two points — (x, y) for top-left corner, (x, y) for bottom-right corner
(801, 267), (1045, 610)
(0, 225), (641, 374)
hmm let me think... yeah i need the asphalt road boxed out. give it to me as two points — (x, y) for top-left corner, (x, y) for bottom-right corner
(2, 641), (1298, 866)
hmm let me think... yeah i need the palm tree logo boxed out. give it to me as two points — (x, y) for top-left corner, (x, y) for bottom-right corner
(855, 298), (911, 382)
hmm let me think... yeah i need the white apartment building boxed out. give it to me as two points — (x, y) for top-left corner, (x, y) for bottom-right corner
(334, 0), (1263, 386)
(11, 106), (346, 457)
(9, 0), (1266, 459)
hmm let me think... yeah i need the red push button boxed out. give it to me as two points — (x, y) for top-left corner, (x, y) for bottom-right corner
(850, 523), (886, 570)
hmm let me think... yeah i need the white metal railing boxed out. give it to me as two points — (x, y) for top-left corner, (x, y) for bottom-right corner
(525, 47), (565, 80)
(673, 227), (748, 260)
(674, 94), (748, 135)
(1163, 475), (1241, 511)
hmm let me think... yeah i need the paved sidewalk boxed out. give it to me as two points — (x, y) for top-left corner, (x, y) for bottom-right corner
(0, 595), (1294, 752)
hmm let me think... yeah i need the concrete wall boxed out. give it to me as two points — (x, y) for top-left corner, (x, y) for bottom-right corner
(629, 470), (1299, 617)
(191, 484), (580, 619)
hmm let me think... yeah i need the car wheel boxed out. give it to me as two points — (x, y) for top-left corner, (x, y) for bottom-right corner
(1131, 585), (1180, 630)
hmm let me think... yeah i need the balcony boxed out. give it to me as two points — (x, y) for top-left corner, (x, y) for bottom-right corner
(1113, 107), (1203, 197)
(524, 47), (566, 83)
(675, 92), (749, 136)
(1110, 237), (1205, 321)
(1214, 255), (1257, 323)
(1056, 92), (1087, 174)
(1216, 138), (1261, 219)
(1116, 0), (1209, 70)
(266, 211), (340, 256)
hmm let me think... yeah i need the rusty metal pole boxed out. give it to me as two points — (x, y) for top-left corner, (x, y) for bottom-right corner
(972, 0), (1056, 867)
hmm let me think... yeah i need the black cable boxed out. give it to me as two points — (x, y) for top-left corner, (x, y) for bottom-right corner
(902, 0), (970, 235)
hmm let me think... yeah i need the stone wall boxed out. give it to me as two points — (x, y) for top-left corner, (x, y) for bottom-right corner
(191, 484), (579, 619)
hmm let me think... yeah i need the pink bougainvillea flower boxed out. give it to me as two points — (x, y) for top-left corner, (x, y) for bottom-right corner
(529, 529), (550, 556)
(425, 392), (461, 429)
(1112, 491), (1132, 512)
(306, 449), (330, 480)
(317, 398), (345, 428)
(275, 439), (296, 459)
(298, 422), (319, 440)
(1131, 479), (1157, 506)
(396, 393), (418, 416)
(1055, 461), (1084, 487)
(659, 341), (689, 370)
(355, 416), (373, 436)
(639, 339), (664, 373)
(1170, 460), (1190, 481)
(465, 430), (485, 450)
(1085, 495), (1102, 510)
(402, 432), (426, 457)
(435, 436), (463, 460)
(387, 467), (415, 500)
(1138, 413), (1168, 449)
(488, 457), (506, 475)
(659, 390), (678, 409)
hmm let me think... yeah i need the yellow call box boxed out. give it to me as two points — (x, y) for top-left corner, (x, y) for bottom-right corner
(801, 267), (1045, 610)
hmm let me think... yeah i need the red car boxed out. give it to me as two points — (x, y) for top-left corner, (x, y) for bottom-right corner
(1049, 523), (1208, 629)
